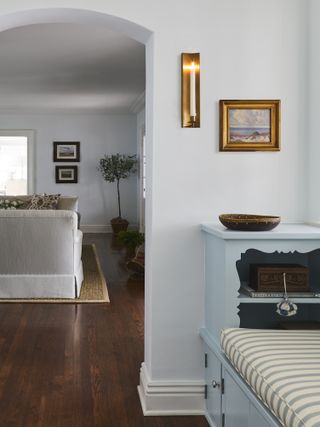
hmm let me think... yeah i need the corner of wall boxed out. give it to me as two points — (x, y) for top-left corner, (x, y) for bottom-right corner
(137, 362), (205, 416)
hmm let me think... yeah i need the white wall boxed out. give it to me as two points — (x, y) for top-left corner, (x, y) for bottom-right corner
(0, 0), (309, 414)
(0, 114), (138, 227)
(146, 0), (307, 382)
(308, 0), (320, 222)
(136, 108), (145, 230)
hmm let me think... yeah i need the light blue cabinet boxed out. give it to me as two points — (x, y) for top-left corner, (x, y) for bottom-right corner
(200, 223), (320, 427)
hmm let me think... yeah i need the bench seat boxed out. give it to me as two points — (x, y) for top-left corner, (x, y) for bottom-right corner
(221, 328), (320, 427)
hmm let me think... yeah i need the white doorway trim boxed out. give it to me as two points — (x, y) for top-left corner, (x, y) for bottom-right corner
(139, 126), (146, 232)
(0, 129), (35, 194)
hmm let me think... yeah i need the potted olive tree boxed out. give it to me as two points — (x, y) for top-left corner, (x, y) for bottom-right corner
(98, 153), (137, 234)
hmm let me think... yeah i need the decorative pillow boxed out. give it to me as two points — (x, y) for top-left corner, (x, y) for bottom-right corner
(0, 199), (24, 210)
(17, 197), (33, 209)
(57, 197), (78, 211)
(28, 194), (60, 210)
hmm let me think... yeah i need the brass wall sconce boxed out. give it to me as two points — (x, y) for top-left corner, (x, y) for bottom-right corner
(181, 53), (200, 128)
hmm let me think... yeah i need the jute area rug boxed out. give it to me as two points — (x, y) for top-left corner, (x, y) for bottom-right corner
(0, 244), (110, 303)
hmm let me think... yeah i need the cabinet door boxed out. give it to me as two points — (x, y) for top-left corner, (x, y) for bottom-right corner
(249, 405), (272, 427)
(223, 370), (250, 427)
(205, 346), (222, 427)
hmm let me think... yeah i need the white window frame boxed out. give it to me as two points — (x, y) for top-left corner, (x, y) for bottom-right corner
(0, 130), (35, 194)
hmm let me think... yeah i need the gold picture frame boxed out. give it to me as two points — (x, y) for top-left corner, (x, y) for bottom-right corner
(220, 100), (280, 152)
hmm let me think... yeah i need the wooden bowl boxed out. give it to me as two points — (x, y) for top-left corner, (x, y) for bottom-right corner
(219, 214), (281, 231)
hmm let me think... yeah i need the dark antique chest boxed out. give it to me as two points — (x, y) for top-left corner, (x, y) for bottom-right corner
(249, 264), (309, 292)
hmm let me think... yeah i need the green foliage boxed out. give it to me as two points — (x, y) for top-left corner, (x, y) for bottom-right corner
(117, 230), (145, 249)
(0, 199), (23, 210)
(98, 153), (137, 218)
(98, 153), (137, 183)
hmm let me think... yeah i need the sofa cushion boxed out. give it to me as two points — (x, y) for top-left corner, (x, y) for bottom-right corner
(57, 196), (78, 211)
(28, 194), (60, 210)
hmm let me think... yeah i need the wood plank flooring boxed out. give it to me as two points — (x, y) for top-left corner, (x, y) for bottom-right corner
(0, 234), (208, 427)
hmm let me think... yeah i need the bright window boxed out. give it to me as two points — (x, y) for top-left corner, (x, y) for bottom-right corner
(0, 133), (33, 195)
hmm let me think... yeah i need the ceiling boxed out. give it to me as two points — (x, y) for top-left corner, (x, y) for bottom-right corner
(0, 23), (145, 114)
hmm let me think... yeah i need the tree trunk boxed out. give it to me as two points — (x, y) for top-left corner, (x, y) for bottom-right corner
(116, 179), (122, 218)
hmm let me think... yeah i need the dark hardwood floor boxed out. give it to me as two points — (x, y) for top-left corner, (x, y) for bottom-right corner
(0, 234), (208, 427)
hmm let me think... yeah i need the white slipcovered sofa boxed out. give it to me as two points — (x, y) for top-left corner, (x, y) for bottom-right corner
(0, 196), (83, 298)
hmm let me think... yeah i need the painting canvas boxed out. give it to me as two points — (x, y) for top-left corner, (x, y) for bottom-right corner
(229, 109), (271, 144)
(60, 169), (73, 179)
(53, 141), (80, 162)
(220, 100), (280, 151)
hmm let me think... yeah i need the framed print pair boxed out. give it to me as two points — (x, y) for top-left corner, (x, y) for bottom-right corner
(53, 141), (80, 183)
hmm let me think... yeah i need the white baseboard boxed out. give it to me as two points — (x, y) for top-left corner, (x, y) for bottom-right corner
(81, 223), (139, 234)
(137, 362), (205, 416)
(81, 224), (111, 233)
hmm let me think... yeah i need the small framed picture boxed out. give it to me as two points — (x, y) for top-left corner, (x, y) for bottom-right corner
(55, 166), (78, 184)
(220, 100), (280, 151)
(53, 141), (80, 162)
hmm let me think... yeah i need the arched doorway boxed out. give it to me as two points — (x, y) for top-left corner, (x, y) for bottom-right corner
(0, 4), (154, 411)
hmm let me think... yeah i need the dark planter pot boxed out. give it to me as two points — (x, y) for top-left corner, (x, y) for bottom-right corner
(125, 246), (137, 260)
(110, 217), (129, 235)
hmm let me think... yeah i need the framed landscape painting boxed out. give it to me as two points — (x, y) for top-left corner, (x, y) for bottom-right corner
(55, 166), (78, 183)
(219, 100), (280, 151)
(53, 141), (80, 162)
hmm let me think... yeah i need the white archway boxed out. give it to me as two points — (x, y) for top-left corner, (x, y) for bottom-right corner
(0, 8), (152, 43)
(0, 5), (154, 398)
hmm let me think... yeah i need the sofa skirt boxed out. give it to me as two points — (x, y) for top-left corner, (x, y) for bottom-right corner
(0, 274), (79, 298)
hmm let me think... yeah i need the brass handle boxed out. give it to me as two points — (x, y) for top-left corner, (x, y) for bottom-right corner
(212, 380), (220, 388)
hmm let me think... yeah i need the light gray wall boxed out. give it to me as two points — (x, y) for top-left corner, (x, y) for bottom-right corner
(0, 114), (138, 226)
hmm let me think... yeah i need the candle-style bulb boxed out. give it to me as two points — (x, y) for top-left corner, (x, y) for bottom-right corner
(190, 61), (196, 120)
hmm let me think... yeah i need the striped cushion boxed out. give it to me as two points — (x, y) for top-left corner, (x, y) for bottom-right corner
(221, 328), (320, 427)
